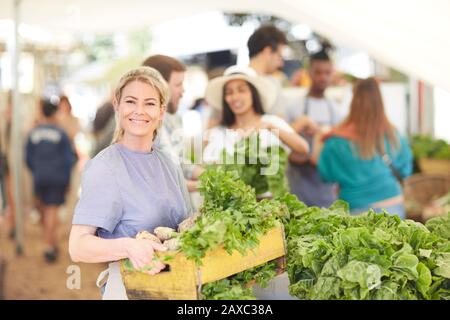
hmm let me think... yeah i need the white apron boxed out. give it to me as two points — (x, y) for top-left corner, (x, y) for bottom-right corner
(96, 262), (128, 300)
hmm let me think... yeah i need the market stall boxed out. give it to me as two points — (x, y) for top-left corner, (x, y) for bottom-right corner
(0, 0), (449, 301)
(118, 167), (450, 300)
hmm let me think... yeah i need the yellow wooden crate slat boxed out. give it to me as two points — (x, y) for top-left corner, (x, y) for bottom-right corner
(120, 225), (286, 300)
(121, 252), (199, 300)
(199, 226), (286, 284)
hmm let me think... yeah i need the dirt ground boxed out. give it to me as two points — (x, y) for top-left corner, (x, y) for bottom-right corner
(0, 213), (106, 300)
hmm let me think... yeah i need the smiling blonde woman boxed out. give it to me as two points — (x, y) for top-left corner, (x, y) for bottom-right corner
(69, 67), (192, 299)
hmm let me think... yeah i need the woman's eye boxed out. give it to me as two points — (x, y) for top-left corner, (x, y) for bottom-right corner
(125, 100), (135, 104)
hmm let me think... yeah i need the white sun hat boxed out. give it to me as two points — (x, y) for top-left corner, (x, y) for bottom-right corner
(204, 65), (277, 113)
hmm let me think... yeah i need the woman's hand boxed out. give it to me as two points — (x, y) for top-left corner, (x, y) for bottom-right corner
(125, 238), (168, 275)
(291, 116), (319, 135)
(255, 120), (274, 131)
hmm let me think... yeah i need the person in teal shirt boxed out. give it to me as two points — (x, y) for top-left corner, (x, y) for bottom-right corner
(316, 77), (412, 218)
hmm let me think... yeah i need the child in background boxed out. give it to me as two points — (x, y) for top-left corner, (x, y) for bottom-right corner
(26, 99), (76, 262)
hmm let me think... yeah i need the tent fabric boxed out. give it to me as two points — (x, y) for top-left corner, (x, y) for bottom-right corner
(0, 0), (449, 91)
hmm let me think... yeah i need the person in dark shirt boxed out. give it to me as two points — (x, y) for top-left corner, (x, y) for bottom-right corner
(26, 99), (76, 263)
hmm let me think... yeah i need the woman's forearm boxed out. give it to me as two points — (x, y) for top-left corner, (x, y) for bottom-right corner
(288, 151), (310, 165)
(191, 165), (205, 180)
(69, 232), (131, 263)
(186, 179), (200, 192)
(310, 133), (325, 165)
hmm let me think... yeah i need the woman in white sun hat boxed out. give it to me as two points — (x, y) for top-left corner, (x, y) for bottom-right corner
(203, 65), (305, 300)
(203, 65), (309, 164)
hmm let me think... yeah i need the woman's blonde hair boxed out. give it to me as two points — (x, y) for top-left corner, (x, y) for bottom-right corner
(111, 66), (169, 144)
(341, 77), (399, 159)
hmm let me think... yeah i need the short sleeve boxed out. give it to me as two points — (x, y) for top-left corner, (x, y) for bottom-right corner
(263, 115), (295, 133)
(154, 146), (193, 217)
(72, 158), (123, 233)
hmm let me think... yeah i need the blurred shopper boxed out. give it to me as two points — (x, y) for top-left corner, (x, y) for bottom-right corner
(286, 50), (344, 207)
(247, 25), (287, 77)
(317, 77), (413, 218)
(69, 67), (192, 300)
(209, 25), (289, 127)
(91, 101), (116, 157)
(203, 65), (308, 164)
(25, 99), (76, 262)
(142, 55), (204, 192)
(203, 66), (307, 301)
(248, 24), (290, 119)
(57, 95), (81, 148)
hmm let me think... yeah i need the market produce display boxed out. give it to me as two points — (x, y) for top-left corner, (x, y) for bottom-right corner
(214, 133), (289, 198)
(124, 167), (287, 299)
(426, 213), (450, 241)
(126, 165), (450, 300)
(411, 135), (450, 160)
(421, 192), (450, 221)
(200, 261), (279, 300)
(180, 167), (287, 265)
(282, 197), (450, 300)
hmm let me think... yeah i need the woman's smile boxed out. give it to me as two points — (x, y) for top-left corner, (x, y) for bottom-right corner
(129, 118), (150, 125)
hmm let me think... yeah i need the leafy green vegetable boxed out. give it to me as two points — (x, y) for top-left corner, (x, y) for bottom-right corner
(180, 167), (285, 265)
(233, 261), (279, 289)
(426, 213), (450, 240)
(200, 279), (256, 300)
(177, 167), (285, 300)
(411, 135), (450, 160)
(200, 262), (279, 300)
(277, 196), (450, 300)
(214, 133), (289, 198)
(179, 162), (450, 300)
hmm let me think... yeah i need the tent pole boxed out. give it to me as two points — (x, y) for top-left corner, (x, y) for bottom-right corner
(407, 78), (419, 137)
(11, 0), (24, 256)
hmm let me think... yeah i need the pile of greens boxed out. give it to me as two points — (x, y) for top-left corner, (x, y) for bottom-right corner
(214, 133), (289, 198)
(178, 166), (450, 300)
(178, 167), (287, 299)
(281, 198), (450, 300)
(426, 213), (450, 241)
(201, 262), (279, 300)
(411, 135), (450, 160)
(180, 167), (287, 265)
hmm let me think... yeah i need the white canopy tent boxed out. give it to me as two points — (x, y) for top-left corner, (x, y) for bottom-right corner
(1, 0), (449, 253)
(1, 0), (450, 91)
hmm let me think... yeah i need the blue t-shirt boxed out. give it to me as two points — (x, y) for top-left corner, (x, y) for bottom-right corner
(25, 124), (75, 187)
(72, 143), (192, 239)
(318, 133), (413, 209)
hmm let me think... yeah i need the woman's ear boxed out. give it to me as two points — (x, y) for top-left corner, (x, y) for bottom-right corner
(159, 105), (166, 120)
(112, 97), (119, 112)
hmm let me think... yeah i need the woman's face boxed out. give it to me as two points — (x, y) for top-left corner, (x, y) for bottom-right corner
(224, 79), (253, 116)
(115, 80), (164, 141)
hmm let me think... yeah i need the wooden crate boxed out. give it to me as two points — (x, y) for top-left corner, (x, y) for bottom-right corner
(404, 174), (450, 221)
(120, 226), (286, 300)
(418, 158), (450, 176)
